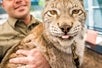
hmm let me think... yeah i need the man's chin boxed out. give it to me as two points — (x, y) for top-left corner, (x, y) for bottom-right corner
(14, 13), (28, 19)
(14, 10), (29, 17)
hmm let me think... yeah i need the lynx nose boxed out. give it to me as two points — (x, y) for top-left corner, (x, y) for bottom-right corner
(60, 24), (72, 34)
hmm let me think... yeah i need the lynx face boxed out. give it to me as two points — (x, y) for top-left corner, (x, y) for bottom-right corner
(42, 0), (86, 47)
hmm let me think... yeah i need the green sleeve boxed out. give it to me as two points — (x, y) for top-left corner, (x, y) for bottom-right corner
(0, 39), (21, 62)
(0, 22), (23, 62)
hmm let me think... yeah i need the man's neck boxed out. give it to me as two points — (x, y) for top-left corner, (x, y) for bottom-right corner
(23, 14), (31, 25)
(9, 14), (31, 25)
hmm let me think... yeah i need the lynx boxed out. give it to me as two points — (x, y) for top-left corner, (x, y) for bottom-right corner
(0, 0), (102, 68)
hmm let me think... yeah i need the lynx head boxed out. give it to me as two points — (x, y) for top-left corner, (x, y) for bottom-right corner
(42, 0), (86, 47)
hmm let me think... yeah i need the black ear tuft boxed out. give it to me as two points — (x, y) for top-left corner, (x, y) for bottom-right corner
(79, 0), (84, 6)
(45, 0), (50, 2)
(79, 0), (83, 2)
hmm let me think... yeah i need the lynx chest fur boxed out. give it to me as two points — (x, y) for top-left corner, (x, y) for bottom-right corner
(0, 0), (88, 68)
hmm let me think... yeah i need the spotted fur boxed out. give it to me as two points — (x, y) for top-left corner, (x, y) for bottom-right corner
(1, 0), (102, 68)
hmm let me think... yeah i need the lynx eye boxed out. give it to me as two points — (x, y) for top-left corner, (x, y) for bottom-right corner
(72, 9), (80, 14)
(47, 10), (57, 16)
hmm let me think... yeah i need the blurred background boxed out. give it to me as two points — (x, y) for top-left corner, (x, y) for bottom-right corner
(0, 0), (102, 54)
(84, 0), (102, 35)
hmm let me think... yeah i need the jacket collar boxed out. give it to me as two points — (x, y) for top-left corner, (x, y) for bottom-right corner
(7, 15), (38, 28)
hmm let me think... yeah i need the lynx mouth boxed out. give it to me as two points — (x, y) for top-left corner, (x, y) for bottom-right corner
(62, 35), (69, 39)
(60, 35), (74, 40)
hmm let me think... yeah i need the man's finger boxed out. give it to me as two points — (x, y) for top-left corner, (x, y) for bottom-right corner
(29, 48), (42, 56)
(17, 65), (36, 68)
(16, 49), (30, 56)
(9, 57), (28, 64)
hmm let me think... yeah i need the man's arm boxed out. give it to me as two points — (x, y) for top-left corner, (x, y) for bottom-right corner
(0, 40), (20, 63)
(0, 46), (3, 62)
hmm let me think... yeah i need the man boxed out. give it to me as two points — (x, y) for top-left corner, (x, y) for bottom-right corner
(0, 0), (50, 68)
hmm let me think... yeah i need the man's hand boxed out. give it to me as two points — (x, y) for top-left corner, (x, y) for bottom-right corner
(9, 49), (50, 68)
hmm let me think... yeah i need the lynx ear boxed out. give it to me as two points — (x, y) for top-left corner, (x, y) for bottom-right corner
(45, 0), (49, 2)
(79, 0), (83, 1)
(78, 0), (83, 3)
(79, 0), (84, 6)
(45, 0), (83, 3)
